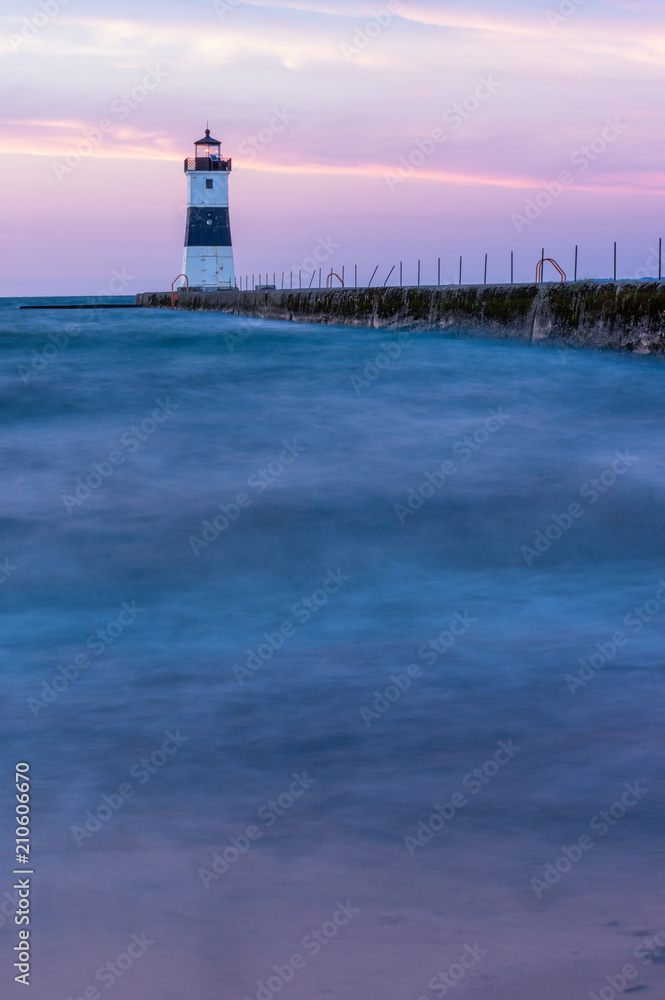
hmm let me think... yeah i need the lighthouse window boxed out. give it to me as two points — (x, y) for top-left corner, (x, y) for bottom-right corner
(206, 179), (213, 190)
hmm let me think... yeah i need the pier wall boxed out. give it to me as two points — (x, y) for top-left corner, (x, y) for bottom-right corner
(136, 282), (665, 353)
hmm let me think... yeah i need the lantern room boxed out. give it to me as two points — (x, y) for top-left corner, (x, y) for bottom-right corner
(184, 128), (231, 173)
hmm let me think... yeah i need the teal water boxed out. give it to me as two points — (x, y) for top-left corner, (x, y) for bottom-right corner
(1, 298), (663, 1000)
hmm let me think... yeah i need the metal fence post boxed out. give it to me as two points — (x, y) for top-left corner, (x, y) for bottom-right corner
(417, 259), (421, 286)
(574, 246), (578, 282)
(355, 264), (357, 288)
(459, 256), (462, 286)
(660, 239), (662, 281)
(541, 248), (545, 283)
(484, 253), (488, 285)
(400, 261), (403, 287)
(437, 257), (441, 286)
(511, 251), (514, 284)
(614, 242), (617, 281)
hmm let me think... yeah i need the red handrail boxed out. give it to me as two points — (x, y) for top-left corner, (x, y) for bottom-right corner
(171, 274), (189, 309)
(536, 258), (566, 283)
(326, 272), (344, 288)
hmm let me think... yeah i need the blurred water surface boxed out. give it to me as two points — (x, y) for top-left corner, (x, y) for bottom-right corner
(1, 299), (663, 1000)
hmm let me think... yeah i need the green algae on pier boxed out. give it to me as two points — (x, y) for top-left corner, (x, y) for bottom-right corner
(136, 282), (665, 353)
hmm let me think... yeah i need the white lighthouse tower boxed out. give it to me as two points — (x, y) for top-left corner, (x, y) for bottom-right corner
(181, 127), (236, 290)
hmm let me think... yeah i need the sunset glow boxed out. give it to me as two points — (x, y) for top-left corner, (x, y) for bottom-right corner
(2, 0), (664, 293)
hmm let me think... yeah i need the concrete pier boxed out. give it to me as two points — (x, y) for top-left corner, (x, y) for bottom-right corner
(136, 282), (665, 353)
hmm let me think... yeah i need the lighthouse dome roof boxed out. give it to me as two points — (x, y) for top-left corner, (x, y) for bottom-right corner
(194, 128), (221, 145)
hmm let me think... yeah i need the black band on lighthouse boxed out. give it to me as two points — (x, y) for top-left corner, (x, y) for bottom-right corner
(185, 208), (232, 247)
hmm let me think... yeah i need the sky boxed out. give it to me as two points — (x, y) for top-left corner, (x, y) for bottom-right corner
(1, 0), (664, 294)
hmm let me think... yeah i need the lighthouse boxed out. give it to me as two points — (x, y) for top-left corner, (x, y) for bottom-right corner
(181, 127), (236, 290)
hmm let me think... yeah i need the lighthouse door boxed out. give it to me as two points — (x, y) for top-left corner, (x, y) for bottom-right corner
(200, 256), (217, 286)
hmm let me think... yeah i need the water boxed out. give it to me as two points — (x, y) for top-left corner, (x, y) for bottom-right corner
(1, 298), (663, 1000)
